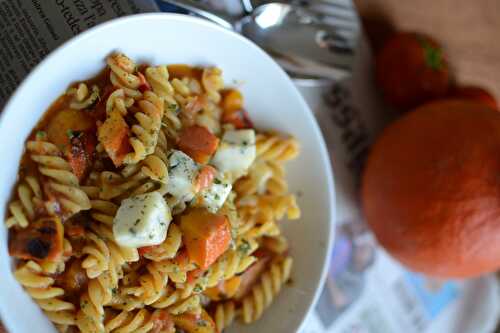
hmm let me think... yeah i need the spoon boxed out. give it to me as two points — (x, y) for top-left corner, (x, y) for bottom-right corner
(164, 0), (357, 81)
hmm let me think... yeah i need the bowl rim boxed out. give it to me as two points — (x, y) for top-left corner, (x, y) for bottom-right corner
(0, 13), (335, 332)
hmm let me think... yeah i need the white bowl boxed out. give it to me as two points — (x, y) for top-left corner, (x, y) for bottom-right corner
(0, 13), (334, 333)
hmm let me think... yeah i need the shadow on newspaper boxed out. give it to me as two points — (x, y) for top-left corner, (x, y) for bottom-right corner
(316, 220), (376, 326)
(315, 220), (459, 332)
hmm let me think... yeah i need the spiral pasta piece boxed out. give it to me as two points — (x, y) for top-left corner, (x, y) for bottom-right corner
(123, 91), (164, 165)
(125, 258), (194, 306)
(69, 83), (100, 110)
(241, 257), (293, 324)
(107, 53), (142, 98)
(239, 194), (300, 220)
(15, 261), (76, 326)
(167, 294), (201, 316)
(76, 290), (106, 333)
(99, 129), (168, 200)
(140, 129), (169, 184)
(255, 133), (300, 162)
(77, 222), (141, 331)
(26, 139), (91, 216)
(258, 194), (301, 221)
(203, 239), (258, 289)
(145, 65), (174, 99)
(90, 198), (119, 226)
(146, 65), (182, 140)
(242, 220), (281, 241)
(151, 281), (196, 309)
(214, 301), (236, 332)
(171, 78), (191, 98)
(5, 176), (42, 228)
(142, 224), (182, 261)
(234, 161), (288, 198)
(202, 67), (224, 103)
(82, 232), (110, 279)
(262, 235), (289, 254)
(106, 89), (134, 116)
(90, 223), (139, 266)
(162, 106), (182, 141)
(104, 308), (174, 333)
(99, 165), (165, 201)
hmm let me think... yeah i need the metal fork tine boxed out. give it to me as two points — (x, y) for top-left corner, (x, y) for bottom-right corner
(293, 0), (355, 12)
(294, 3), (360, 31)
(317, 16), (359, 31)
(305, 4), (358, 21)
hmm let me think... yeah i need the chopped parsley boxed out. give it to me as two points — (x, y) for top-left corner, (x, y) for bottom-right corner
(129, 227), (136, 235)
(214, 179), (221, 185)
(193, 284), (203, 293)
(237, 239), (251, 255)
(35, 130), (46, 139)
(134, 219), (140, 226)
(196, 319), (208, 327)
(66, 129), (82, 139)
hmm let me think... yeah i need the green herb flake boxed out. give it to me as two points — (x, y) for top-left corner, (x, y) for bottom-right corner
(66, 129), (82, 139)
(417, 36), (444, 71)
(193, 284), (203, 293)
(214, 179), (221, 185)
(35, 130), (46, 139)
(134, 219), (140, 225)
(196, 319), (208, 327)
(237, 239), (251, 254)
(129, 227), (136, 235)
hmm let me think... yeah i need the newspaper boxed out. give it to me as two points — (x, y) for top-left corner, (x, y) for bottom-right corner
(0, 0), (498, 332)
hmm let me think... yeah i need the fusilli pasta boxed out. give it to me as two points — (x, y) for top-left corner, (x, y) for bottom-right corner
(255, 133), (300, 162)
(241, 257), (293, 324)
(15, 261), (76, 326)
(214, 301), (236, 332)
(5, 176), (42, 228)
(26, 139), (91, 216)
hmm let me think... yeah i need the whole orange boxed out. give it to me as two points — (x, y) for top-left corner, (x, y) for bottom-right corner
(362, 100), (500, 278)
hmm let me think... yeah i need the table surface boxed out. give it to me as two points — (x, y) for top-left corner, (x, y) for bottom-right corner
(353, 0), (500, 102)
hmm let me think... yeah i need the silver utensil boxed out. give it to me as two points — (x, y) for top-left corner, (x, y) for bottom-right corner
(164, 0), (359, 81)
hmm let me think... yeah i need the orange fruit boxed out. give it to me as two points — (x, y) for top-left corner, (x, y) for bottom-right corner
(376, 32), (450, 111)
(362, 100), (500, 278)
(450, 85), (498, 110)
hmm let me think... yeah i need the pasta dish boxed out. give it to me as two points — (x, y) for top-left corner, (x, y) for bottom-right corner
(5, 53), (300, 333)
